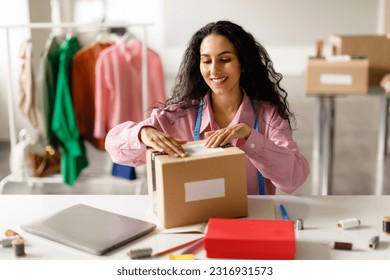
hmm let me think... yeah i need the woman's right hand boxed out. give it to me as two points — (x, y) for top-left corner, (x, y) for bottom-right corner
(140, 127), (188, 157)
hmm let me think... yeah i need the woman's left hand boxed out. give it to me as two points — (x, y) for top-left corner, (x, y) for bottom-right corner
(204, 123), (252, 148)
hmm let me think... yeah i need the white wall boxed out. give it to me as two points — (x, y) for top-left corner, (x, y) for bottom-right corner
(161, 0), (379, 77)
(0, 0), (383, 141)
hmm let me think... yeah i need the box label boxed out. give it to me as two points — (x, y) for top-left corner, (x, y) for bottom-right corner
(184, 178), (225, 202)
(184, 143), (225, 156)
(320, 74), (352, 85)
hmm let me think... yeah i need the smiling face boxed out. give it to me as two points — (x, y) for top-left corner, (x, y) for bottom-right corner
(199, 34), (242, 97)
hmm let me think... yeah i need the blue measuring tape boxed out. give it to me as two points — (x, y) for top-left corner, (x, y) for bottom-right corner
(194, 100), (203, 142)
(194, 98), (265, 195)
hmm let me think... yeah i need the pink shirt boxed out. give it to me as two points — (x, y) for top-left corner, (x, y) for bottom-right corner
(94, 40), (166, 138)
(105, 92), (310, 195)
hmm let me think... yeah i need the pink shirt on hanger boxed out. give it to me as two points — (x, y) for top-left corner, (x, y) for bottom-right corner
(105, 92), (310, 195)
(94, 40), (166, 138)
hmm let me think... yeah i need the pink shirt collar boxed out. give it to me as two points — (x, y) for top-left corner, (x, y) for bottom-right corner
(118, 39), (142, 62)
(200, 90), (256, 133)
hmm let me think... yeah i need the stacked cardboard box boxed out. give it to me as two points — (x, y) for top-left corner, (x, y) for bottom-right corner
(305, 57), (369, 94)
(330, 35), (390, 86)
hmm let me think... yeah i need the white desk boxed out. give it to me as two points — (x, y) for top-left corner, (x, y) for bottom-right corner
(1, 195), (390, 260)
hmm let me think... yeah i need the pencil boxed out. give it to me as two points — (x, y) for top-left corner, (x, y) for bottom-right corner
(181, 237), (204, 254)
(153, 237), (204, 257)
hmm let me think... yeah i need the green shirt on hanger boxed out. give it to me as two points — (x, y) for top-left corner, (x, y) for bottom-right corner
(51, 36), (88, 186)
(36, 35), (61, 147)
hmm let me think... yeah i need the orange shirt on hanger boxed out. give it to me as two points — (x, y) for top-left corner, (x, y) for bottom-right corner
(72, 41), (112, 151)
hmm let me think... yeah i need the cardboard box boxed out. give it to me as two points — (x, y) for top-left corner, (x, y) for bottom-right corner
(305, 57), (369, 94)
(146, 141), (248, 228)
(330, 34), (390, 86)
(204, 218), (296, 260)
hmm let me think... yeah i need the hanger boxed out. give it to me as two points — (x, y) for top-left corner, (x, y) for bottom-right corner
(119, 30), (136, 43)
(95, 26), (109, 43)
(66, 27), (73, 40)
(95, 27), (119, 43)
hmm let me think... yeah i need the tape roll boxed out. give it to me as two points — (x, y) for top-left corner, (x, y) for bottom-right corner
(12, 238), (25, 257)
(4, 229), (19, 237)
(1, 237), (17, 248)
(383, 216), (390, 235)
(368, 236), (380, 249)
(169, 254), (195, 260)
(128, 247), (153, 259)
(295, 219), (304, 230)
(337, 218), (361, 229)
(334, 241), (353, 250)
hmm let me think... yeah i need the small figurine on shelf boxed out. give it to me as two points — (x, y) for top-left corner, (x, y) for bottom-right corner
(10, 129), (35, 178)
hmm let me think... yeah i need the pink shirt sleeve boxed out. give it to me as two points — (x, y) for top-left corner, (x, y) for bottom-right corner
(104, 120), (148, 166)
(105, 105), (196, 166)
(240, 104), (310, 194)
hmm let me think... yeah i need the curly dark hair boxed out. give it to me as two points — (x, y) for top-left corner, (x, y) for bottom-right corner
(167, 20), (295, 128)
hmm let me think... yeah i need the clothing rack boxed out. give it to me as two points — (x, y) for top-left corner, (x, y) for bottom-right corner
(0, 22), (153, 193)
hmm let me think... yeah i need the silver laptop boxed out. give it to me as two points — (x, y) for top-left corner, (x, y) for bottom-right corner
(21, 204), (156, 255)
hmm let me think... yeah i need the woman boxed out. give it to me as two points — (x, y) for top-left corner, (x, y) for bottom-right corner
(105, 20), (310, 195)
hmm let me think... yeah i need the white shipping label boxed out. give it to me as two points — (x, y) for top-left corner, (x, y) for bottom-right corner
(184, 178), (225, 202)
(320, 74), (352, 85)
